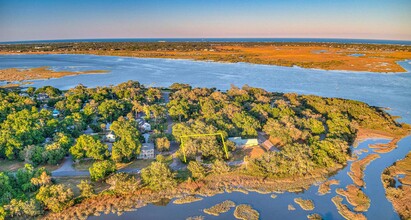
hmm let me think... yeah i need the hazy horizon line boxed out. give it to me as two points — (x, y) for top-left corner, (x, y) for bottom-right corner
(2, 37), (411, 45)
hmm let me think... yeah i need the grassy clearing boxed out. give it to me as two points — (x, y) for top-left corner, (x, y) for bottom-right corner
(0, 159), (61, 172)
(0, 159), (25, 172)
(318, 179), (340, 195)
(173, 195), (203, 204)
(233, 204), (259, 220)
(331, 196), (366, 220)
(348, 154), (380, 187)
(203, 200), (236, 216)
(294, 198), (315, 211)
(336, 185), (370, 212)
(118, 159), (155, 170)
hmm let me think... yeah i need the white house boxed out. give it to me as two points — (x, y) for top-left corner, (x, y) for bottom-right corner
(140, 122), (151, 132)
(228, 137), (258, 148)
(137, 143), (155, 159)
(106, 131), (116, 143)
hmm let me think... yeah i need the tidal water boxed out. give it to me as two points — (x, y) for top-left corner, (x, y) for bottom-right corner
(1, 54), (410, 219)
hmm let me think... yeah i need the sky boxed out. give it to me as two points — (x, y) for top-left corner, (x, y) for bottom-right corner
(1, 0), (411, 42)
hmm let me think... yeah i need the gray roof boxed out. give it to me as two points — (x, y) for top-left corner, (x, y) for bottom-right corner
(142, 143), (154, 150)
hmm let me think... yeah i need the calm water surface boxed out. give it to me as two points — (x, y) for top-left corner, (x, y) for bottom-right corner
(1, 54), (410, 219)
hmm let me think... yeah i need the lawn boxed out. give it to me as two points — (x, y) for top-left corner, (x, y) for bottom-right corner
(118, 159), (155, 170)
(0, 159), (62, 172)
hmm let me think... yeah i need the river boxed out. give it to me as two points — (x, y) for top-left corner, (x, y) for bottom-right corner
(1, 54), (410, 219)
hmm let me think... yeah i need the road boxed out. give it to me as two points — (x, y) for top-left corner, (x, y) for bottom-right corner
(53, 92), (174, 177)
(51, 156), (141, 177)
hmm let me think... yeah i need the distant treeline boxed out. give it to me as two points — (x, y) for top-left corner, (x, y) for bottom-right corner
(1, 42), (410, 52)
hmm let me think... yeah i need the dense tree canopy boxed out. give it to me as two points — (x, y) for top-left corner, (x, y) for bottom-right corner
(141, 161), (177, 191)
(70, 135), (108, 160)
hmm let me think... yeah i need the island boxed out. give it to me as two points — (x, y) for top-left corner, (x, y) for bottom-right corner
(382, 152), (411, 219)
(0, 66), (109, 88)
(1, 42), (411, 72)
(0, 81), (409, 219)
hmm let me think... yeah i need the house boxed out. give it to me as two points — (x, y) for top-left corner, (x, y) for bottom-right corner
(36, 93), (49, 102)
(228, 137), (258, 148)
(106, 131), (116, 143)
(261, 139), (278, 152)
(142, 133), (150, 144)
(137, 143), (155, 159)
(140, 122), (151, 132)
(52, 109), (60, 117)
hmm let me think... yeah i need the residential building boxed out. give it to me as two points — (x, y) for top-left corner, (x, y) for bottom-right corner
(106, 131), (116, 143)
(137, 143), (155, 159)
(228, 137), (258, 148)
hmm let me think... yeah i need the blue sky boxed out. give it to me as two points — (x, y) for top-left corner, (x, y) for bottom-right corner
(1, 0), (410, 41)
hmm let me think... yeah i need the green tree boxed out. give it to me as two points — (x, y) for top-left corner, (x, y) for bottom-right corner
(187, 161), (206, 179)
(231, 112), (260, 137)
(77, 180), (94, 198)
(36, 184), (74, 213)
(211, 160), (230, 174)
(0, 108), (45, 159)
(70, 135), (108, 160)
(155, 137), (170, 152)
(110, 118), (141, 162)
(98, 100), (125, 122)
(141, 161), (177, 191)
(168, 99), (190, 122)
(89, 160), (116, 181)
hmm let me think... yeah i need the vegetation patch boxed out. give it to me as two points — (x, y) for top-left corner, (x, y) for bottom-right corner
(331, 196), (366, 220)
(0, 81), (409, 219)
(203, 200), (236, 216)
(0, 66), (109, 82)
(233, 204), (260, 220)
(307, 213), (322, 220)
(3, 42), (411, 72)
(173, 195), (203, 204)
(336, 184), (370, 212)
(294, 198), (315, 210)
(186, 216), (204, 220)
(382, 152), (411, 219)
(348, 154), (380, 187)
(318, 179), (340, 195)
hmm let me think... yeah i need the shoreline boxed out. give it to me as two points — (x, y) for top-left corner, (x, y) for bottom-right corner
(42, 131), (407, 220)
(1, 46), (410, 73)
(0, 66), (109, 86)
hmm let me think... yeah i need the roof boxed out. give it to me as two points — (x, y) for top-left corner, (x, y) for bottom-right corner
(142, 143), (154, 151)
